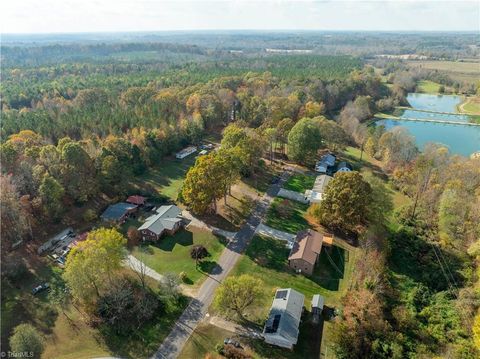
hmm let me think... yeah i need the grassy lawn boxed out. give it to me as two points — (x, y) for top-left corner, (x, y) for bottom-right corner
(417, 80), (442, 94)
(131, 155), (197, 201)
(265, 198), (309, 234)
(132, 228), (227, 285)
(230, 235), (355, 322)
(179, 322), (235, 359)
(458, 96), (480, 116)
(283, 173), (316, 193)
(242, 160), (280, 194)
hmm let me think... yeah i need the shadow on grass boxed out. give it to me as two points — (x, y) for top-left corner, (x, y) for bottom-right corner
(245, 236), (290, 271)
(310, 246), (346, 291)
(153, 230), (194, 252)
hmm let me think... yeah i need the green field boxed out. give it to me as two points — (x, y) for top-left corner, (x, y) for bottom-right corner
(132, 228), (226, 285)
(265, 198), (310, 233)
(458, 96), (480, 115)
(283, 173), (316, 193)
(407, 60), (480, 84)
(417, 80), (442, 94)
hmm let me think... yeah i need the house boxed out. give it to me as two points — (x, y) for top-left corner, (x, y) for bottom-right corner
(304, 174), (333, 203)
(315, 153), (336, 173)
(288, 230), (325, 275)
(138, 205), (184, 240)
(263, 288), (305, 349)
(175, 146), (197, 159)
(311, 294), (324, 323)
(126, 195), (146, 206)
(336, 161), (352, 172)
(100, 202), (138, 223)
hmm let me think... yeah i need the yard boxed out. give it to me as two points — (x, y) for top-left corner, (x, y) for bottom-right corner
(283, 173), (315, 193)
(131, 155), (197, 201)
(265, 198), (310, 234)
(1, 250), (186, 359)
(180, 235), (357, 358)
(131, 228), (227, 285)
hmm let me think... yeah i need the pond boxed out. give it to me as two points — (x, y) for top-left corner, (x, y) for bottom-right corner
(376, 93), (480, 157)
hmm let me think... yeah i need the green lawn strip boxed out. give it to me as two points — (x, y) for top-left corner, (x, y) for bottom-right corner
(283, 173), (316, 193)
(131, 228), (227, 285)
(265, 198), (310, 234)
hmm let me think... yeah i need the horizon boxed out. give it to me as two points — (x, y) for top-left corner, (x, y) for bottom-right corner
(2, 0), (479, 34)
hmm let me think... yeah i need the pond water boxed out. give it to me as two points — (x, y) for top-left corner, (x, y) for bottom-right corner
(376, 93), (480, 157)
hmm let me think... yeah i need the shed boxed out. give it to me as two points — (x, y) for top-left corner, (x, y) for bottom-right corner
(126, 195), (146, 206)
(176, 146), (197, 159)
(101, 203), (138, 223)
(336, 161), (353, 172)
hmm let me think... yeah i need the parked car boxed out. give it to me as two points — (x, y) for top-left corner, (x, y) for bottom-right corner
(224, 338), (242, 348)
(144, 204), (155, 212)
(32, 283), (50, 295)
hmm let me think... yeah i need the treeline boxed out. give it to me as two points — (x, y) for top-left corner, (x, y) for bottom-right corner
(1, 54), (361, 110)
(328, 97), (480, 357)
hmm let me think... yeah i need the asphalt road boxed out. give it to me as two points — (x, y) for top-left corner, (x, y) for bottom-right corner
(152, 171), (289, 359)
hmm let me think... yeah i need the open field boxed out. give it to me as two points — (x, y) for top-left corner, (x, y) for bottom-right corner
(407, 60), (480, 84)
(458, 96), (480, 115)
(416, 80), (443, 94)
(132, 228), (227, 286)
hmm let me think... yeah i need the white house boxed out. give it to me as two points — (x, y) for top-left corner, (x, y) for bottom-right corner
(336, 161), (352, 172)
(175, 146), (197, 159)
(315, 153), (336, 173)
(263, 288), (305, 349)
(304, 174), (333, 203)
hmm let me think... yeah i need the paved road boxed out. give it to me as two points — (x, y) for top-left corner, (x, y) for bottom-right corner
(152, 171), (289, 359)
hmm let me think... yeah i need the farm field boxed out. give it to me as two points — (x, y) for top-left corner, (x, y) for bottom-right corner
(407, 60), (480, 83)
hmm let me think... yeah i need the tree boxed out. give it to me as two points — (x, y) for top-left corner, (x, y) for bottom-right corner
(474, 310), (480, 350)
(38, 173), (64, 220)
(127, 227), (141, 248)
(304, 100), (325, 118)
(63, 228), (126, 307)
(190, 245), (209, 266)
(214, 274), (263, 320)
(287, 117), (323, 165)
(182, 153), (225, 214)
(159, 272), (181, 301)
(1, 175), (29, 252)
(312, 172), (372, 233)
(9, 323), (44, 358)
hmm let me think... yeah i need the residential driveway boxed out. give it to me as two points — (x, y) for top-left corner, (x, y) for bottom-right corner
(125, 254), (164, 281)
(277, 188), (309, 204)
(152, 170), (289, 359)
(255, 223), (296, 248)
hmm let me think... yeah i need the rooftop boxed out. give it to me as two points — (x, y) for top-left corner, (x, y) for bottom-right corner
(288, 229), (324, 265)
(126, 195), (146, 205)
(101, 202), (137, 221)
(138, 205), (182, 235)
(263, 288), (305, 342)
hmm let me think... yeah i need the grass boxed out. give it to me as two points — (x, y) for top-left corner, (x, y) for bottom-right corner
(131, 228), (227, 285)
(131, 155), (197, 201)
(179, 322), (235, 359)
(283, 173), (316, 193)
(458, 96), (480, 116)
(265, 198), (310, 234)
(242, 160), (279, 194)
(407, 60), (480, 84)
(230, 235), (355, 322)
(417, 80), (442, 94)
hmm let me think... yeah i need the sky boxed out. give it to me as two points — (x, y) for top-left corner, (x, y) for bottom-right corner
(2, 0), (479, 34)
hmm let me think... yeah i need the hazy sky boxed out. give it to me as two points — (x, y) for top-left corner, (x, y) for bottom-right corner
(2, 0), (479, 34)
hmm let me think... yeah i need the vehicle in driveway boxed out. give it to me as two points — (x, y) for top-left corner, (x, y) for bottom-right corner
(32, 283), (50, 295)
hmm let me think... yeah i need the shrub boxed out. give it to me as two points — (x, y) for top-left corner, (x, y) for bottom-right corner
(179, 271), (188, 282)
(127, 227), (141, 247)
(224, 345), (251, 359)
(190, 245), (209, 262)
(9, 323), (44, 358)
(82, 208), (97, 222)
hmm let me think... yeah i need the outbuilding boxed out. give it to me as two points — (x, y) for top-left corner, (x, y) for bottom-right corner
(101, 203), (138, 223)
(175, 146), (197, 159)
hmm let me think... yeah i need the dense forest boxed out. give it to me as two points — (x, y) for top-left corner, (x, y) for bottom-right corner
(1, 33), (479, 359)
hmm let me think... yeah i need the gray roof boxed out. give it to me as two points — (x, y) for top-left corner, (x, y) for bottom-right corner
(263, 288), (304, 344)
(138, 205), (182, 235)
(312, 294), (324, 309)
(101, 203), (137, 221)
(312, 175), (333, 194)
